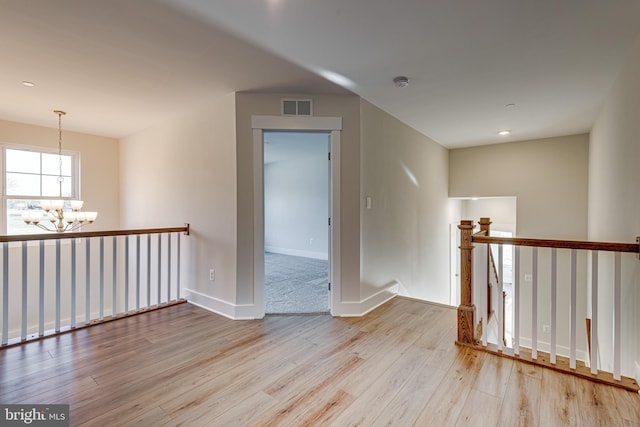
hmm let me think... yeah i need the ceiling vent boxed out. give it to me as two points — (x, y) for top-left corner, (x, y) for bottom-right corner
(282, 99), (313, 116)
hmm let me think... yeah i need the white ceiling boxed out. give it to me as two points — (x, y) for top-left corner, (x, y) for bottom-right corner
(0, 0), (347, 138)
(2, 0), (639, 148)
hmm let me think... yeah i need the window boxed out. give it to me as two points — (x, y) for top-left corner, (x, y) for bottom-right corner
(2, 145), (79, 234)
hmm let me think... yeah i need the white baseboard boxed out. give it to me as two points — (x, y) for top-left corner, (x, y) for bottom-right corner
(332, 282), (399, 317)
(7, 308), (119, 342)
(188, 283), (398, 319)
(265, 246), (328, 260)
(185, 288), (262, 320)
(518, 337), (589, 363)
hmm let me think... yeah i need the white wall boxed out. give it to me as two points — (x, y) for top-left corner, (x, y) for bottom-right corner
(589, 34), (640, 379)
(459, 197), (517, 234)
(360, 100), (451, 304)
(264, 135), (329, 259)
(120, 94), (237, 305)
(449, 134), (589, 239)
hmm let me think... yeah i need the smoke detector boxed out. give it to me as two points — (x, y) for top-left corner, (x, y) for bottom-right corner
(393, 76), (410, 88)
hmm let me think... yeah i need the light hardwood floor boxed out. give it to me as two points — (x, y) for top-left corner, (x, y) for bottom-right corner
(1, 298), (638, 426)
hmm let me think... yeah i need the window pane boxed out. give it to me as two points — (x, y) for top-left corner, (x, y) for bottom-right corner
(6, 172), (40, 196)
(42, 153), (72, 176)
(6, 199), (46, 235)
(7, 199), (76, 234)
(42, 175), (72, 197)
(4, 147), (78, 234)
(6, 149), (40, 173)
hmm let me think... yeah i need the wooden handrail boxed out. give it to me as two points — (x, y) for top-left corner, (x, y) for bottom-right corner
(0, 224), (190, 243)
(472, 235), (638, 253)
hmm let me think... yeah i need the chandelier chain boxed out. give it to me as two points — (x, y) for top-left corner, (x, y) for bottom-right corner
(54, 110), (66, 195)
(20, 109), (98, 232)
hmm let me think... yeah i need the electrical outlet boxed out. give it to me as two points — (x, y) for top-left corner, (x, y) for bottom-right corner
(543, 324), (551, 334)
(524, 274), (532, 282)
(209, 269), (215, 281)
(309, 238), (314, 245)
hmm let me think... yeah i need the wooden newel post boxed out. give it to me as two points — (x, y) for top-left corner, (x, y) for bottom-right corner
(457, 220), (476, 345)
(479, 217), (491, 235)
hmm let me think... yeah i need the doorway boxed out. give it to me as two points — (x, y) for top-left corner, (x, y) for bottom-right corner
(263, 131), (330, 314)
(251, 115), (342, 318)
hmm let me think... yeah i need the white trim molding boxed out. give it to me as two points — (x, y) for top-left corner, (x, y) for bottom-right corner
(252, 115), (341, 131)
(185, 289), (260, 320)
(332, 282), (399, 317)
(252, 115), (342, 317)
(518, 337), (589, 364)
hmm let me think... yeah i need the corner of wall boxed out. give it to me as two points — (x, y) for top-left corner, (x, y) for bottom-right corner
(332, 282), (399, 317)
(185, 288), (263, 320)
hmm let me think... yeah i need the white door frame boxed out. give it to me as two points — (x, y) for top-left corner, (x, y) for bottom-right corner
(252, 115), (342, 317)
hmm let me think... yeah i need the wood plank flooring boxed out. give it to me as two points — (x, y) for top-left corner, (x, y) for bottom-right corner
(1, 298), (638, 426)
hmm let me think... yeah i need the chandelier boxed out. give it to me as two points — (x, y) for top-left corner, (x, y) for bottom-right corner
(21, 110), (97, 232)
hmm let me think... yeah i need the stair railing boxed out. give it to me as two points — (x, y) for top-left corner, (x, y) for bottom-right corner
(0, 225), (190, 348)
(457, 217), (640, 392)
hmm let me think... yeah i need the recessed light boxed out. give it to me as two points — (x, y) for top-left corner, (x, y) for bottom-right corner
(393, 76), (410, 88)
(498, 130), (511, 136)
(21, 81), (35, 87)
(505, 103), (516, 108)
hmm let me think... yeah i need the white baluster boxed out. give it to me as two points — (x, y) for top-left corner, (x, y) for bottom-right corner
(168, 234), (172, 302)
(613, 252), (621, 381)
(21, 241), (27, 341)
(136, 234), (141, 311)
(498, 244), (504, 352)
(158, 234), (162, 305)
(514, 246), (520, 355)
(177, 233), (181, 300)
(591, 251), (598, 375)
(550, 248), (557, 364)
(99, 236), (104, 321)
(570, 249), (577, 369)
(476, 243), (487, 347)
(55, 240), (61, 332)
(147, 234), (151, 308)
(85, 238), (91, 324)
(71, 239), (77, 328)
(2, 242), (9, 345)
(39, 240), (45, 336)
(532, 247), (538, 360)
(125, 236), (130, 313)
(112, 236), (117, 317)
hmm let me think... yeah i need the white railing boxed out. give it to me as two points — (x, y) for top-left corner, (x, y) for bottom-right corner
(458, 218), (639, 392)
(0, 225), (189, 347)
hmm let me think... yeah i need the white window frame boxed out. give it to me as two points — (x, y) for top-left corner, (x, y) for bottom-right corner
(1, 143), (81, 235)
